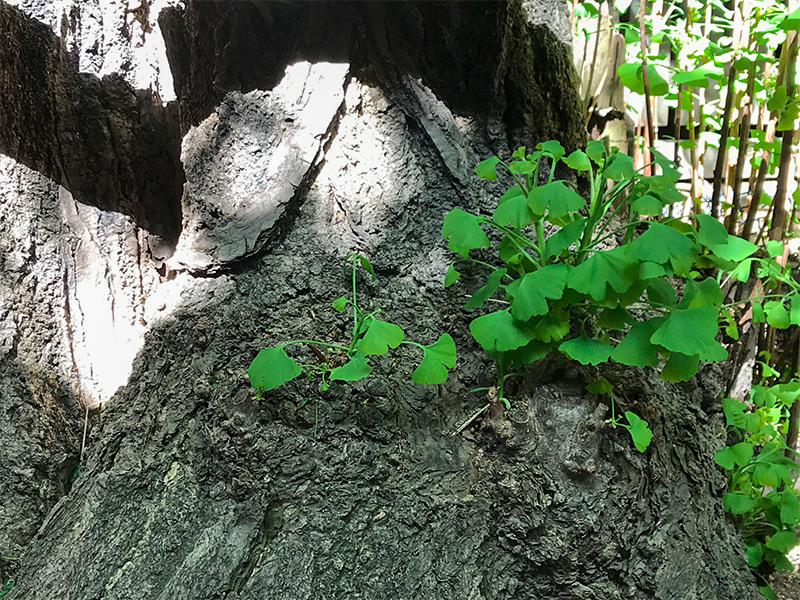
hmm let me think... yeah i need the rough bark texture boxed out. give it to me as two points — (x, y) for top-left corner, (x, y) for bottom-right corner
(0, 1), (761, 598)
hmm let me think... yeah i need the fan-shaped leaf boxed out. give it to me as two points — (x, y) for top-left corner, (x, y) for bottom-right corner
(442, 209), (490, 258)
(359, 320), (405, 355)
(412, 333), (457, 384)
(248, 346), (303, 392)
(329, 353), (371, 381)
(559, 337), (613, 365)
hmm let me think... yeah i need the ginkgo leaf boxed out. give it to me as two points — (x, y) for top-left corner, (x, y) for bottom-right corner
(444, 264), (460, 287)
(470, 310), (534, 352)
(678, 278), (723, 309)
(780, 8), (800, 30)
(604, 152), (634, 181)
(708, 234), (758, 262)
(769, 85), (788, 112)
(646, 279), (676, 307)
(506, 264), (567, 320)
(494, 193), (533, 228)
(538, 140), (565, 160)
(766, 301), (791, 329)
(651, 306), (725, 361)
(586, 140), (605, 163)
(586, 377), (613, 394)
(442, 209), (490, 257)
(248, 346), (303, 392)
(754, 463), (791, 488)
(745, 542), (763, 568)
(563, 150), (591, 171)
(475, 156), (501, 180)
(721, 397), (747, 428)
(780, 491), (800, 526)
(329, 353), (370, 381)
(530, 307), (571, 342)
(567, 246), (638, 301)
(723, 492), (757, 515)
(695, 213), (729, 247)
(767, 531), (798, 553)
(639, 261), (666, 280)
(631, 194), (663, 215)
(628, 222), (697, 273)
(715, 442), (754, 470)
(332, 296), (348, 312)
(790, 294), (800, 325)
(767, 240), (785, 258)
(508, 160), (536, 175)
(598, 306), (633, 330)
(545, 218), (586, 258)
(506, 339), (552, 366)
(611, 318), (663, 367)
(412, 333), (457, 384)
(729, 258), (753, 282)
(618, 63), (669, 95)
(559, 337), (613, 365)
(660, 352), (700, 382)
(650, 149), (682, 181)
(356, 254), (376, 279)
(672, 66), (719, 87)
(624, 411), (653, 452)
(359, 319), (405, 355)
(527, 181), (584, 219)
(466, 268), (507, 310)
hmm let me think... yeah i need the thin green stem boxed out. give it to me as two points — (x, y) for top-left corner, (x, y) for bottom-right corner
(548, 158), (557, 184)
(481, 218), (542, 267)
(722, 293), (796, 309)
(351, 255), (359, 335)
(497, 159), (529, 193)
(590, 219), (648, 248)
(496, 357), (506, 404)
(535, 221), (548, 265)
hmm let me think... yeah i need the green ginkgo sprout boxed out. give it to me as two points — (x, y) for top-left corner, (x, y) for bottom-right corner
(248, 253), (456, 399)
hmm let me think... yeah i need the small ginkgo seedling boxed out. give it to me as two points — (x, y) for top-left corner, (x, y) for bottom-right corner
(587, 378), (652, 452)
(248, 253), (456, 398)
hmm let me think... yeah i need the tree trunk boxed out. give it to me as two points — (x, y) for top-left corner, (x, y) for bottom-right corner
(0, 1), (759, 599)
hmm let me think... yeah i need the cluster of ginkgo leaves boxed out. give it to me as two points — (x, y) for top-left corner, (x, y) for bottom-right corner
(247, 253), (456, 397)
(716, 370), (800, 599)
(441, 140), (777, 451)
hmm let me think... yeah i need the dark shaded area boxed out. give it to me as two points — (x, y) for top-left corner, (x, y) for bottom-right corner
(0, 3), (184, 258)
(0, 356), (83, 585)
(159, 0), (585, 151)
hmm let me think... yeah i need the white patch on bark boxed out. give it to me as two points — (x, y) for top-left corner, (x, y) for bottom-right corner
(169, 61), (349, 273)
(0, 155), (193, 404)
(6, 0), (178, 102)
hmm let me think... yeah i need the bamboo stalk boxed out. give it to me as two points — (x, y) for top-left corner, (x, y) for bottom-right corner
(767, 29), (797, 241)
(711, 64), (738, 219)
(639, 0), (655, 170)
(727, 46), (757, 233)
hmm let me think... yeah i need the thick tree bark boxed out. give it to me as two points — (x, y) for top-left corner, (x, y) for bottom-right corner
(0, 1), (759, 599)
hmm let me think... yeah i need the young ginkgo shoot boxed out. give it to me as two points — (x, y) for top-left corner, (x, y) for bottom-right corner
(441, 140), (791, 452)
(248, 253), (456, 398)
